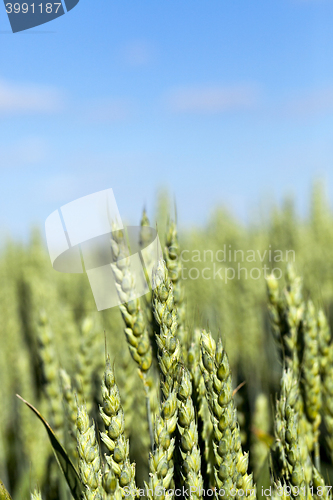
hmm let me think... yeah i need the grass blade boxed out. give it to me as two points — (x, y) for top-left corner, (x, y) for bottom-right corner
(16, 394), (83, 500)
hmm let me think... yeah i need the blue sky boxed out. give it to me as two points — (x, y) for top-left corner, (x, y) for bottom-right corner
(0, 0), (333, 238)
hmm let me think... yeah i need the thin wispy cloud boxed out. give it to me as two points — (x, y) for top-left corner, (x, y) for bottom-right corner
(292, 0), (328, 4)
(37, 172), (84, 204)
(0, 78), (64, 115)
(118, 40), (156, 67)
(166, 84), (260, 114)
(285, 86), (333, 118)
(0, 136), (48, 168)
(79, 97), (134, 123)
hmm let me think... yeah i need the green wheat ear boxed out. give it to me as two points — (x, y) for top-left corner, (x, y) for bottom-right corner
(138, 208), (162, 420)
(164, 220), (188, 363)
(270, 369), (305, 490)
(152, 258), (181, 397)
(177, 367), (203, 500)
(110, 226), (153, 374)
(60, 368), (78, 462)
(76, 403), (102, 500)
(101, 467), (123, 500)
(271, 365), (331, 500)
(36, 310), (64, 441)
(319, 308), (333, 464)
(111, 224), (157, 444)
(266, 264), (304, 375)
(144, 259), (181, 499)
(301, 301), (322, 469)
(139, 209), (157, 348)
(99, 355), (136, 499)
(75, 315), (101, 413)
(200, 329), (256, 499)
(188, 328), (213, 487)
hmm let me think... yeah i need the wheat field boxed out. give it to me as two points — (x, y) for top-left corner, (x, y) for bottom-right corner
(1, 184), (333, 500)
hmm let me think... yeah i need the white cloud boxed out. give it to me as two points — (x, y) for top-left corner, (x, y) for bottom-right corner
(0, 78), (64, 115)
(166, 84), (260, 114)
